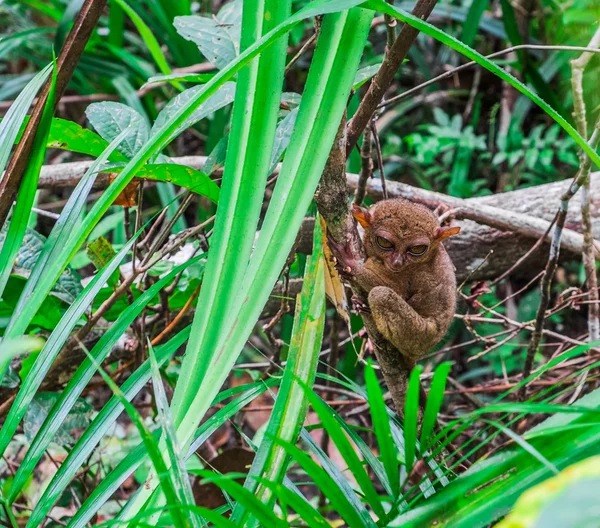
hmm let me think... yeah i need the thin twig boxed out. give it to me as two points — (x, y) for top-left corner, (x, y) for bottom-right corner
(371, 119), (389, 200)
(353, 125), (373, 206)
(285, 33), (317, 76)
(571, 28), (600, 344)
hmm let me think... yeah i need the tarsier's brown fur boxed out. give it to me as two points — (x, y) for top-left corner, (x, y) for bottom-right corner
(331, 198), (460, 371)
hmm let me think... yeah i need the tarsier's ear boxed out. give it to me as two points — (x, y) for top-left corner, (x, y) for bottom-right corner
(435, 225), (461, 240)
(351, 205), (372, 228)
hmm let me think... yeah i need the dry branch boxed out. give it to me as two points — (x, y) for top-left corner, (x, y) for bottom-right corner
(0, 0), (108, 227)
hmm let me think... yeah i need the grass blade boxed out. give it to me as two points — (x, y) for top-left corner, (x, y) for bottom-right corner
(171, 0), (292, 421)
(0, 225), (144, 461)
(81, 349), (190, 528)
(365, 361), (401, 498)
(420, 362), (452, 454)
(0, 62), (56, 301)
(148, 342), (202, 527)
(231, 213), (326, 525)
(27, 328), (190, 528)
(6, 256), (203, 503)
(69, 380), (278, 528)
(404, 365), (423, 478)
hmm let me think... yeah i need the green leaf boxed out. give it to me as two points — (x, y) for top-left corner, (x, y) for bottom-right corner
(112, 163), (220, 203)
(197, 471), (286, 528)
(81, 349), (191, 528)
(86, 102), (150, 159)
(404, 365), (423, 477)
(0, 62), (57, 304)
(23, 393), (93, 447)
(0, 337), (44, 366)
(0, 64), (52, 173)
(174, 0), (243, 69)
(46, 117), (128, 161)
(148, 343), (202, 527)
(269, 107), (299, 173)
(307, 391), (387, 520)
(420, 362), (452, 454)
(1, 232), (139, 459)
(5, 255), (203, 503)
(352, 63), (381, 89)
(231, 213), (326, 525)
(86, 236), (119, 287)
(170, 5), (372, 455)
(114, 0), (182, 90)
(70, 379), (279, 528)
(1, 129), (132, 344)
(461, 0), (488, 47)
(151, 82), (236, 140)
(365, 362), (400, 498)
(141, 72), (215, 90)
(281, 432), (378, 528)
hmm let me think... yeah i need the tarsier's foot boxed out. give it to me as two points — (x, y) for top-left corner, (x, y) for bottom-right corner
(351, 294), (371, 314)
(327, 236), (358, 281)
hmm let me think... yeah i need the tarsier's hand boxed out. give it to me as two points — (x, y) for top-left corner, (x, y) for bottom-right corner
(351, 294), (371, 315)
(327, 236), (358, 282)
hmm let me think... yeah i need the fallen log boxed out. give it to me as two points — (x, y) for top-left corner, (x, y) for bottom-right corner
(37, 156), (600, 282)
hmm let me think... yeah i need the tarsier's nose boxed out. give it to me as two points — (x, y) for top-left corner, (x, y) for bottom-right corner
(392, 253), (404, 267)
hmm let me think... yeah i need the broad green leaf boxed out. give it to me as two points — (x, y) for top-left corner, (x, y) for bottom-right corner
(0, 227), (82, 304)
(174, 0), (243, 69)
(86, 102), (150, 159)
(113, 163), (220, 203)
(46, 117), (128, 161)
(1, 129), (132, 346)
(151, 82), (236, 139)
(269, 106), (299, 173)
(23, 393), (93, 447)
(498, 455), (600, 528)
(353, 63), (381, 89)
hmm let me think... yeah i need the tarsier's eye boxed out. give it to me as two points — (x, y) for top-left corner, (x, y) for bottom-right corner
(408, 245), (428, 256)
(376, 236), (393, 250)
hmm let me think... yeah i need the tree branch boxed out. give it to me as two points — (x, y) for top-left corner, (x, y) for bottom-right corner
(0, 0), (108, 227)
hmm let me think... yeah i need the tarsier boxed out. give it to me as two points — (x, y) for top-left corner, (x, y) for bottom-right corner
(330, 198), (460, 367)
